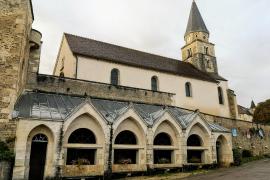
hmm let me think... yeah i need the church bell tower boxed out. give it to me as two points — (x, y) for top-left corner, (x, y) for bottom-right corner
(181, 1), (219, 75)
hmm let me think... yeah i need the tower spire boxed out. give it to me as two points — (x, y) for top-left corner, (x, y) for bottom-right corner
(185, 1), (209, 37)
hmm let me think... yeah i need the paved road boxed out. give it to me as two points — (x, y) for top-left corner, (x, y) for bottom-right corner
(183, 159), (270, 180)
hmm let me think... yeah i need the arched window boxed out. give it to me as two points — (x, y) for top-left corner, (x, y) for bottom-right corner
(154, 133), (172, 146)
(115, 130), (137, 145)
(32, 134), (48, 143)
(151, 76), (159, 91)
(111, 68), (119, 86)
(68, 128), (96, 144)
(66, 128), (97, 165)
(187, 134), (202, 146)
(187, 135), (204, 163)
(153, 133), (173, 164)
(185, 82), (192, 97)
(114, 130), (138, 164)
(218, 87), (224, 105)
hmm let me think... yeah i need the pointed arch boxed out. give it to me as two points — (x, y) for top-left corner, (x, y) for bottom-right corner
(112, 112), (147, 167)
(113, 108), (148, 135)
(152, 111), (183, 137)
(185, 115), (212, 164)
(26, 124), (55, 180)
(64, 113), (105, 145)
(216, 135), (233, 167)
(185, 115), (212, 137)
(152, 113), (182, 166)
(63, 102), (107, 143)
(113, 116), (146, 146)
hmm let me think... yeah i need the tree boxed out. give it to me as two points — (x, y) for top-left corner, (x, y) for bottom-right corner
(253, 99), (270, 124)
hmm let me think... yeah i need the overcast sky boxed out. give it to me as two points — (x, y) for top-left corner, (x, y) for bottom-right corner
(32, 0), (270, 107)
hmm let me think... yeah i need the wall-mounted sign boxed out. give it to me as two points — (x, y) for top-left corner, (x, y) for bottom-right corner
(232, 128), (238, 137)
(258, 129), (264, 138)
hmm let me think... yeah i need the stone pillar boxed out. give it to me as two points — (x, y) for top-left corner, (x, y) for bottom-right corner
(146, 128), (153, 170)
(227, 89), (239, 119)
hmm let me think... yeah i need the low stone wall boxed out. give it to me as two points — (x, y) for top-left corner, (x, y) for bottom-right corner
(26, 73), (174, 106)
(203, 114), (270, 156)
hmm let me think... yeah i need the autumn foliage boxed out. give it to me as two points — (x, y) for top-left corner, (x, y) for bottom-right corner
(253, 99), (270, 124)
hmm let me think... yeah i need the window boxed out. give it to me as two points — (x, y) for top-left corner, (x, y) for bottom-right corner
(115, 130), (137, 145)
(68, 128), (96, 144)
(187, 134), (203, 163)
(66, 128), (97, 165)
(187, 48), (192, 58)
(151, 76), (159, 91)
(185, 82), (192, 97)
(111, 68), (119, 86)
(154, 133), (171, 146)
(204, 47), (209, 55)
(218, 87), (224, 105)
(114, 130), (138, 164)
(154, 133), (173, 164)
(187, 135), (202, 146)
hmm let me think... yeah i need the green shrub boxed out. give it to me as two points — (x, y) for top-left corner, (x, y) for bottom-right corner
(242, 149), (253, 158)
(0, 141), (14, 162)
(232, 148), (242, 166)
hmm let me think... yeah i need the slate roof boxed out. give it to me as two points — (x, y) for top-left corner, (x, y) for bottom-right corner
(238, 105), (253, 116)
(208, 73), (227, 81)
(185, 1), (209, 36)
(250, 100), (256, 109)
(64, 33), (216, 83)
(13, 91), (230, 133)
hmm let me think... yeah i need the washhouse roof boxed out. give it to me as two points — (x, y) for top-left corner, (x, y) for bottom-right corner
(13, 91), (230, 133)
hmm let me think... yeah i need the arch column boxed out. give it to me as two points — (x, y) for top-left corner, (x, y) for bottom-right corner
(146, 128), (154, 169)
(215, 134), (233, 167)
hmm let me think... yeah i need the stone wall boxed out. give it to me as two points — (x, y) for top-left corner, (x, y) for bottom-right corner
(26, 73), (175, 106)
(0, 121), (16, 143)
(0, 0), (33, 122)
(0, 161), (13, 180)
(203, 113), (270, 156)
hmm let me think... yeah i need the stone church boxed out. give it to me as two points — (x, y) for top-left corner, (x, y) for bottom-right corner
(2, 0), (269, 180)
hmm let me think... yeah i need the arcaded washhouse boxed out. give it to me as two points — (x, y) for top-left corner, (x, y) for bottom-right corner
(1, 0), (270, 180)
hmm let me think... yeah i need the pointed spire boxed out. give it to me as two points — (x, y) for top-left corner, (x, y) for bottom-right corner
(250, 100), (256, 109)
(185, 1), (209, 37)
